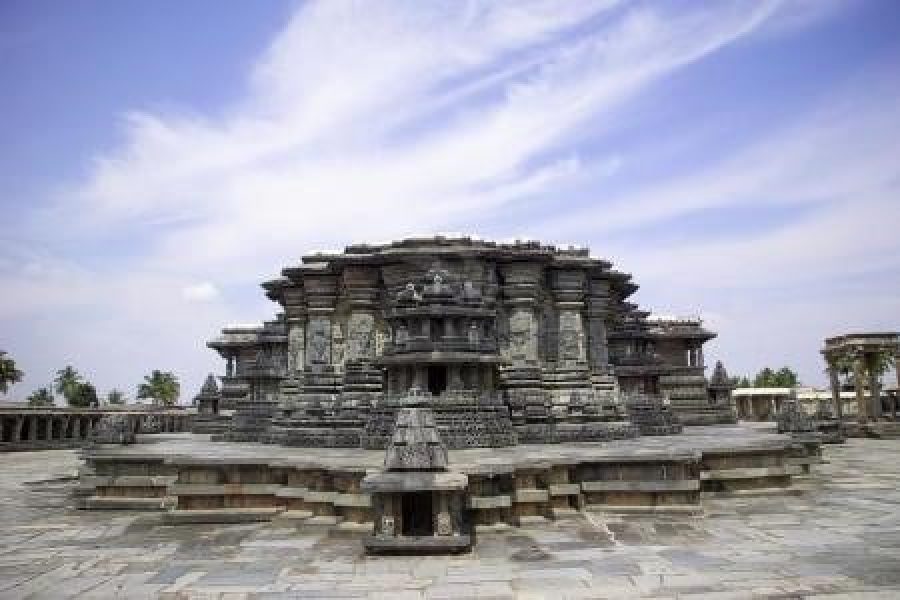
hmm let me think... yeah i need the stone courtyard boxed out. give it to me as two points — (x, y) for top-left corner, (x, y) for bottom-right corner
(1, 427), (898, 599)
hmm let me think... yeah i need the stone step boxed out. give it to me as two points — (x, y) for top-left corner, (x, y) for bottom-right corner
(585, 504), (702, 515)
(163, 507), (283, 524)
(79, 495), (169, 510)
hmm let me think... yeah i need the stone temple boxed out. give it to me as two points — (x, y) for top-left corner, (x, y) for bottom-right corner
(206, 237), (734, 449)
(72, 238), (828, 559)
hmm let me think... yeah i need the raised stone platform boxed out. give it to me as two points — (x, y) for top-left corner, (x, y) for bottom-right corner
(76, 424), (819, 529)
(6, 438), (900, 598)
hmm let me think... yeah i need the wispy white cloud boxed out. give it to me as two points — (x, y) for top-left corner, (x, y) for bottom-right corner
(4, 0), (878, 396)
(182, 282), (220, 303)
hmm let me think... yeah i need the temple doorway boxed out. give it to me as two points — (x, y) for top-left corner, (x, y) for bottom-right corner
(401, 492), (433, 537)
(427, 365), (447, 396)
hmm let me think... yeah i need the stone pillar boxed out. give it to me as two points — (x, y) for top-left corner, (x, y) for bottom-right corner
(551, 270), (587, 368)
(28, 416), (38, 441)
(697, 346), (705, 369)
(866, 353), (882, 420)
(12, 416), (22, 443)
(894, 353), (900, 420)
(854, 355), (868, 422)
(448, 365), (462, 391)
(827, 363), (843, 430)
(413, 366), (427, 390)
(587, 276), (611, 372)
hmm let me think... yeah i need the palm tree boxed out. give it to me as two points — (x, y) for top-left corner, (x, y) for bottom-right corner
(27, 388), (55, 407)
(0, 350), (24, 394)
(137, 370), (180, 406)
(54, 366), (82, 403)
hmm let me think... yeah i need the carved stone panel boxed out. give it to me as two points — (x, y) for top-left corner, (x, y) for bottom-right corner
(347, 313), (375, 361)
(507, 309), (538, 363)
(436, 511), (452, 536)
(307, 317), (331, 366)
(558, 310), (585, 363)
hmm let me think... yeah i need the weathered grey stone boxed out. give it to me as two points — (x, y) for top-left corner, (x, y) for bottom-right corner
(201, 237), (733, 449)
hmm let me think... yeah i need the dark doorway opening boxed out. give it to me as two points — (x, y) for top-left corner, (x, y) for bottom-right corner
(427, 365), (447, 396)
(401, 492), (433, 537)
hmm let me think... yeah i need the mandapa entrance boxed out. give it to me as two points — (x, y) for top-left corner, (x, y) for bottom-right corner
(427, 366), (447, 397)
(401, 492), (433, 537)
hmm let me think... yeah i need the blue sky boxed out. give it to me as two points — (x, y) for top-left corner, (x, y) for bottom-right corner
(1, 0), (898, 402)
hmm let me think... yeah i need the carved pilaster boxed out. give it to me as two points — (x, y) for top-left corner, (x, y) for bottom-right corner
(551, 269), (587, 368)
(281, 283), (307, 376)
(587, 276), (611, 372)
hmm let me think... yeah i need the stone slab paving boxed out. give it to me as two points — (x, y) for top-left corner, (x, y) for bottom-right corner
(1, 433), (899, 599)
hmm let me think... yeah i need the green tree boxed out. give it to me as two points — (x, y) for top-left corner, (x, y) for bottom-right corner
(54, 365), (83, 404)
(827, 352), (893, 388)
(69, 382), (99, 408)
(0, 350), (24, 394)
(751, 366), (799, 388)
(829, 354), (855, 386)
(870, 350), (895, 379)
(729, 375), (753, 387)
(26, 387), (55, 407)
(773, 366), (800, 387)
(753, 367), (776, 387)
(106, 389), (126, 405)
(137, 370), (180, 406)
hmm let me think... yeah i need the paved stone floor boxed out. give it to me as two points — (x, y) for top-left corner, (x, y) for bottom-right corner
(1, 435), (899, 599)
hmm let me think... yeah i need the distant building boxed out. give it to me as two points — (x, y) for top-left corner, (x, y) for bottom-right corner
(733, 385), (899, 421)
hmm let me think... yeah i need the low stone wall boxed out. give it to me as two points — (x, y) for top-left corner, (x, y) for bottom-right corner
(0, 408), (191, 452)
(76, 436), (821, 527)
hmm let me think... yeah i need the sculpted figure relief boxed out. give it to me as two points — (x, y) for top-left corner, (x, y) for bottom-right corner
(348, 313), (375, 361)
(308, 320), (329, 365)
(508, 312), (533, 360)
